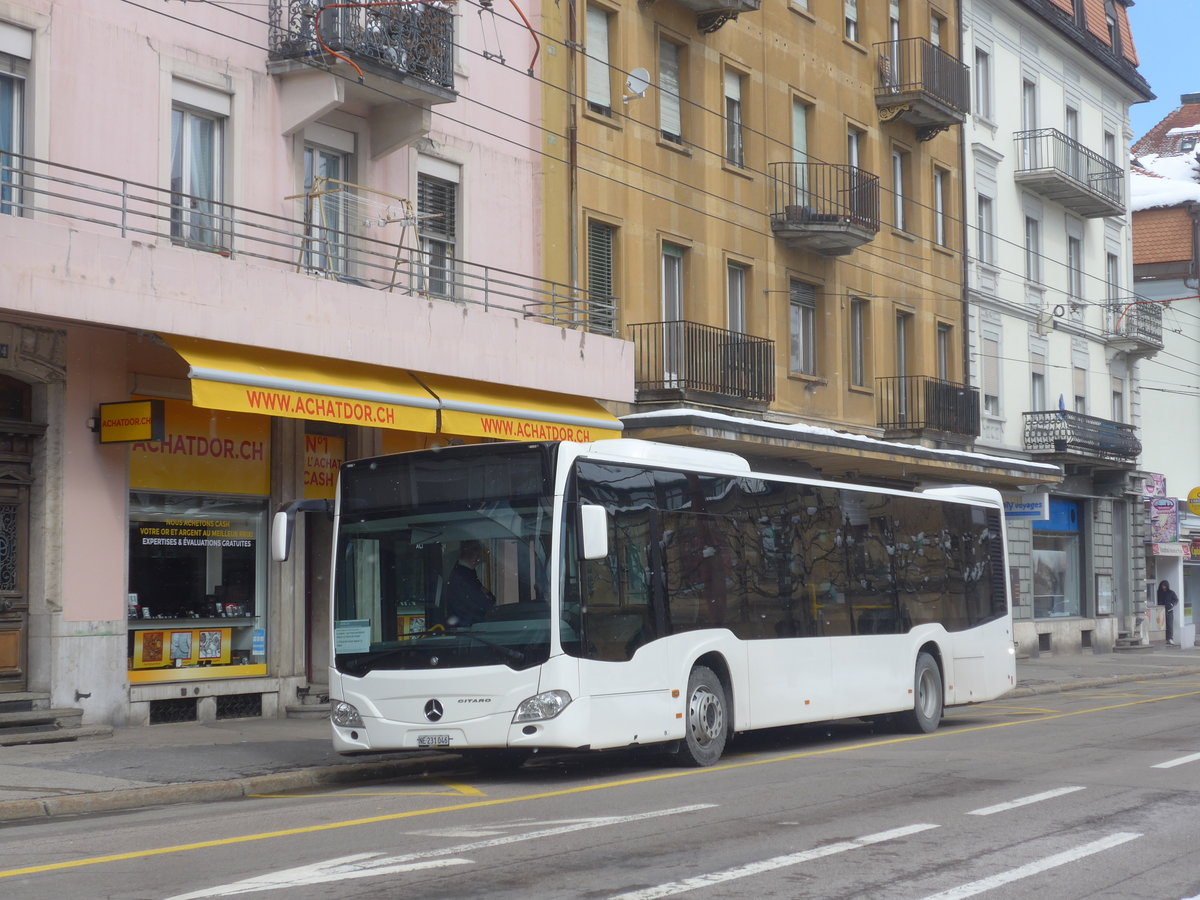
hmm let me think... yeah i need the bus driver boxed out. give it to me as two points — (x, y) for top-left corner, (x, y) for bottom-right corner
(445, 540), (496, 627)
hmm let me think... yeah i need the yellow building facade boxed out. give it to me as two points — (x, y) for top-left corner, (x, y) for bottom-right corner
(540, 0), (1057, 490)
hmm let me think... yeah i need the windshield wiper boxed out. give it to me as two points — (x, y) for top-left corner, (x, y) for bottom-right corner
(340, 630), (524, 675)
(445, 628), (525, 664)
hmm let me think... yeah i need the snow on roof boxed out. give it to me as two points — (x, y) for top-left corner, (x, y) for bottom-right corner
(621, 407), (1062, 475)
(1130, 153), (1200, 212)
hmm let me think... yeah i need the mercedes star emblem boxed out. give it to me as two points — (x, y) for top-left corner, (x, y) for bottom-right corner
(424, 699), (444, 722)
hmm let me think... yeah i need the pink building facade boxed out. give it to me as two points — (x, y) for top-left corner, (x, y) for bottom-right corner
(0, 0), (629, 726)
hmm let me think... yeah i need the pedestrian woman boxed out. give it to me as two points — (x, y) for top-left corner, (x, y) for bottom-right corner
(1158, 580), (1180, 646)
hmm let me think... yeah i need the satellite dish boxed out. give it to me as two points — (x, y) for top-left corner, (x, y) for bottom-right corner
(625, 67), (651, 99)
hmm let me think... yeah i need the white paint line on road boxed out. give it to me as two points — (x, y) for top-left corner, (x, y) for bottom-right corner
(1152, 752), (1200, 769)
(917, 832), (1142, 900)
(607, 823), (940, 900)
(967, 786), (1086, 816)
(163, 803), (717, 899)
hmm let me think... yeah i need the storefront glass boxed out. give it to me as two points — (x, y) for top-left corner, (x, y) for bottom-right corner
(1033, 498), (1082, 618)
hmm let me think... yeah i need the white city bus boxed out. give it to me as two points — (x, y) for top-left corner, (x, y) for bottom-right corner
(278, 439), (1015, 767)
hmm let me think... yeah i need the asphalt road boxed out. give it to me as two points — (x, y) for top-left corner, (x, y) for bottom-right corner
(4, 673), (1200, 900)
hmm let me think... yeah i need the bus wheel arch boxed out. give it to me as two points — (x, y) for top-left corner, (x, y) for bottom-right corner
(677, 653), (732, 767)
(897, 645), (944, 734)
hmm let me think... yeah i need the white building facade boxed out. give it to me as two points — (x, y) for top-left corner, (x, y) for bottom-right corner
(962, 0), (1155, 654)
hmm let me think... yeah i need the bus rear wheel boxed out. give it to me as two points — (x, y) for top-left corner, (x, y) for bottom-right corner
(677, 665), (727, 767)
(897, 651), (943, 734)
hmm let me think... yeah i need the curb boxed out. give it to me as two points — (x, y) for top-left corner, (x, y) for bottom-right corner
(1002, 664), (1200, 698)
(0, 753), (460, 824)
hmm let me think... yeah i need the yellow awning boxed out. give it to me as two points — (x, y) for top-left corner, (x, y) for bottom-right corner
(166, 336), (439, 433)
(413, 372), (623, 442)
(164, 336), (622, 440)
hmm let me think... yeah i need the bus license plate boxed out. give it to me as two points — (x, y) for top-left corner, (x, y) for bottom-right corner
(417, 734), (451, 748)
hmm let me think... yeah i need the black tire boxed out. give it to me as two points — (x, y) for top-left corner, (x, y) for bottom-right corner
(676, 665), (728, 767)
(897, 651), (943, 734)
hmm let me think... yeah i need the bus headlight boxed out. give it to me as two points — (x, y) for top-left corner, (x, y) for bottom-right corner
(331, 700), (365, 728)
(514, 690), (572, 722)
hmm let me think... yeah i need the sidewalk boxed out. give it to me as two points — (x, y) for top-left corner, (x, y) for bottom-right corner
(3, 646), (1200, 824)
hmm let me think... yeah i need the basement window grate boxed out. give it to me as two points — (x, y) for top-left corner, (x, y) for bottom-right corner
(216, 693), (262, 720)
(150, 697), (198, 725)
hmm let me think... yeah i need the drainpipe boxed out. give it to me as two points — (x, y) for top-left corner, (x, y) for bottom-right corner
(1187, 200), (1200, 291)
(566, 0), (580, 297)
(957, 0), (972, 411)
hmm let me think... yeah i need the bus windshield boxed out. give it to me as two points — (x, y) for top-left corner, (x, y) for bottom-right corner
(331, 444), (560, 674)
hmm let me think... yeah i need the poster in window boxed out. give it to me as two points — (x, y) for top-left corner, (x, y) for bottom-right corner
(199, 630), (222, 660)
(170, 631), (193, 661)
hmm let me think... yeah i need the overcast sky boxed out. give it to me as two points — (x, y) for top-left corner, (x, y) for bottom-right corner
(1127, 0), (1199, 141)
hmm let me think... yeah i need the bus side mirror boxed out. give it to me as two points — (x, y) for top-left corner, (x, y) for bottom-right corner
(579, 504), (609, 560)
(271, 499), (333, 562)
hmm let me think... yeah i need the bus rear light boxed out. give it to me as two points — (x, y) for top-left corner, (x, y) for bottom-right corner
(331, 700), (365, 728)
(514, 690), (572, 722)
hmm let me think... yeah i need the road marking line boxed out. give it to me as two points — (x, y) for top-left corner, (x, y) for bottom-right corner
(161, 805), (716, 899)
(607, 824), (939, 900)
(917, 832), (1141, 899)
(967, 786), (1086, 816)
(250, 778), (487, 799)
(1152, 752), (1200, 769)
(4, 687), (1198, 880)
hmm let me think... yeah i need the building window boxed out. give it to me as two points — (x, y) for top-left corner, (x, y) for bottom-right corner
(973, 48), (992, 120)
(727, 262), (747, 334)
(0, 43), (28, 216)
(982, 336), (1000, 416)
(659, 39), (682, 144)
(1104, 130), (1117, 164)
(171, 104), (226, 250)
(895, 311), (912, 377)
(302, 143), (350, 275)
(587, 220), (616, 333)
(1021, 79), (1038, 167)
(1024, 216), (1041, 283)
(724, 69), (744, 168)
(789, 279), (817, 376)
(1067, 234), (1083, 302)
(936, 323), (951, 380)
(850, 297), (868, 387)
(1033, 499), (1082, 618)
(1031, 348), (1046, 410)
(844, 0), (858, 41)
(417, 169), (458, 297)
(847, 126), (863, 169)
(976, 194), (995, 265)
(933, 168), (948, 247)
(891, 150), (908, 231)
(1111, 375), (1124, 422)
(585, 5), (612, 116)
(1073, 365), (1086, 414)
(662, 243), (685, 385)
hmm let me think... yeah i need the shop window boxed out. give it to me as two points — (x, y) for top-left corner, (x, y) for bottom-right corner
(128, 492), (268, 682)
(1032, 499), (1082, 618)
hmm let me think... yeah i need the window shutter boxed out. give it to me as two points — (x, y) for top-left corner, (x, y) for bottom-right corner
(418, 174), (456, 241)
(585, 7), (611, 110)
(659, 41), (681, 139)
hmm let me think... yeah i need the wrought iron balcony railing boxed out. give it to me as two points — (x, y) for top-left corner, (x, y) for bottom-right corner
(630, 321), (774, 404)
(768, 162), (880, 256)
(875, 37), (969, 138)
(1105, 299), (1163, 353)
(0, 151), (616, 336)
(1023, 409), (1141, 462)
(268, 0), (454, 91)
(1013, 128), (1125, 217)
(876, 375), (980, 436)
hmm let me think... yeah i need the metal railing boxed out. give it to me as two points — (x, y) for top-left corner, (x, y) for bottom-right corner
(630, 321), (775, 402)
(876, 375), (980, 436)
(874, 37), (970, 116)
(768, 162), (880, 233)
(1106, 299), (1163, 347)
(0, 151), (617, 336)
(1013, 128), (1125, 208)
(1023, 409), (1141, 461)
(268, 0), (455, 89)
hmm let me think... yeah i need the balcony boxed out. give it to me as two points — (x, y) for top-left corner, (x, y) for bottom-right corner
(1105, 299), (1163, 356)
(1023, 410), (1141, 464)
(768, 162), (880, 256)
(268, 0), (456, 147)
(1013, 129), (1125, 218)
(874, 37), (969, 140)
(876, 376), (980, 438)
(0, 151), (617, 337)
(670, 0), (761, 34)
(630, 321), (774, 407)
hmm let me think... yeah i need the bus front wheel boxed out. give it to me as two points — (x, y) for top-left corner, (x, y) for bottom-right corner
(677, 665), (727, 767)
(897, 651), (943, 734)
